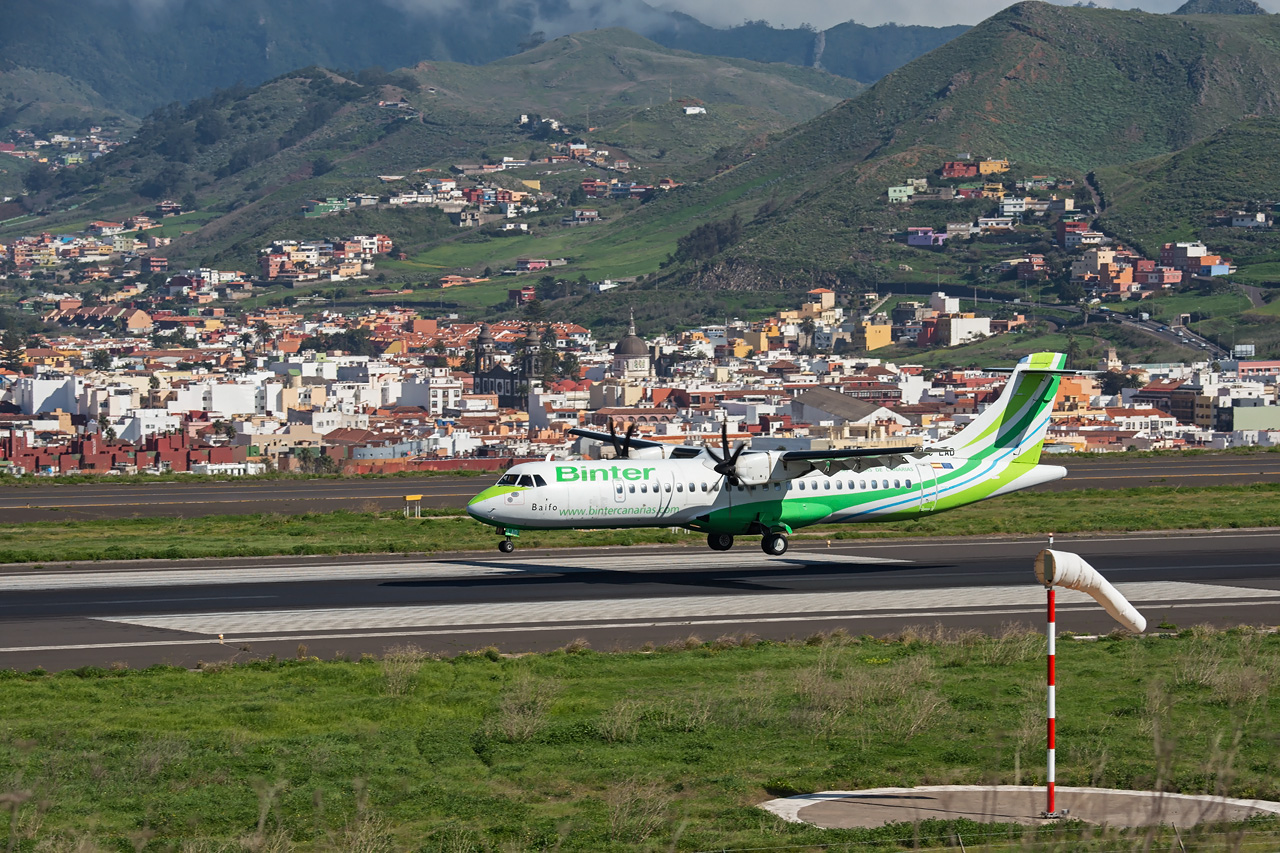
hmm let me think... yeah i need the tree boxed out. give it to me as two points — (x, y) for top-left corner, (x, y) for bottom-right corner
(1, 329), (26, 373)
(90, 349), (112, 370)
(1100, 371), (1142, 397)
(1065, 331), (1083, 369)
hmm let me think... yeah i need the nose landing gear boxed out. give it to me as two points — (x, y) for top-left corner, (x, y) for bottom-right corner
(496, 528), (520, 553)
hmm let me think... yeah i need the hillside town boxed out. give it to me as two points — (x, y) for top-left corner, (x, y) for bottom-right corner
(2, 282), (1278, 477)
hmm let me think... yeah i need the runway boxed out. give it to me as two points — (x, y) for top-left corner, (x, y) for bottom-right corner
(2, 529), (1277, 671)
(0, 454), (1277, 521)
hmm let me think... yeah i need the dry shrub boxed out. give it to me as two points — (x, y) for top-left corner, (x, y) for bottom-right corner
(495, 671), (557, 742)
(135, 736), (188, 781)
(791, 652), (944, 742)
(1207, 665), (1270, 709)
(240, 830), (293, 853)
(606, 779), (672, 843)
(340, 814), (395, 853)
(1174, 644), (1225, 689)
(885, 690), (948, 739)
(979, 625), (1041, 666)
(598, 699), (642, 743)
(34, 834), (106, 853)
(381, 644), (431, 697)
(661, 634), (703, 652)
(560, 637), (590, 654)
(639, 696), (714, 733)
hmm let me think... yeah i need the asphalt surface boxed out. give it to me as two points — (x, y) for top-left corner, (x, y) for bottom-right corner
(1, 454), (1277, 521)
(2, 529), (1277, 671)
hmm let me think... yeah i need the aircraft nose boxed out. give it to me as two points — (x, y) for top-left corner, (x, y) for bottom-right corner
(467, 486), (505, 520)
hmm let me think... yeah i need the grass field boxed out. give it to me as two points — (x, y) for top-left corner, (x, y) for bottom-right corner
(2, 484), (1279, 564)
(1, 629), (1277, 851)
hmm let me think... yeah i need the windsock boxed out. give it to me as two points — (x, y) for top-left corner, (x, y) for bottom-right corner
(1034, 549), (1146, 633)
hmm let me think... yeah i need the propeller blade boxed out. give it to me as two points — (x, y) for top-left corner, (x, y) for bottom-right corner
(607, 419), (623, 459)
(622, 421), (637, 458)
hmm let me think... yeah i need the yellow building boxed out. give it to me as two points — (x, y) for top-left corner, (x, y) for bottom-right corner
(981, 182), (1007, 200)
(850, 320), (892, 351)
(743, 330), (770, 353)
(979, 159), (1010, 175)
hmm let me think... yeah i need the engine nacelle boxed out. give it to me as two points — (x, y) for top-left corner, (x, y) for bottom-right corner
(730, 451), (779, 485)
(628, 446), (669, 460)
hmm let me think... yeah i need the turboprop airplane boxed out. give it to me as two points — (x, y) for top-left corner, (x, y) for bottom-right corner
(467, 352), (1074, 554)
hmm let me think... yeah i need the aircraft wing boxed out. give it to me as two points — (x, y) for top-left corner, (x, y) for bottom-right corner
(566, 427), (668, 450)
(780, 446), (932, 475)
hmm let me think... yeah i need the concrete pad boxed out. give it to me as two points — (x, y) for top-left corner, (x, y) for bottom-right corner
(761, 786), (1280, 829)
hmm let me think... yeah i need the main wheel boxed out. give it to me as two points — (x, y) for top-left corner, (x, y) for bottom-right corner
(498, 539), (515, 554)
(760, 533), (788, 556)
(707, 533), (734, 551)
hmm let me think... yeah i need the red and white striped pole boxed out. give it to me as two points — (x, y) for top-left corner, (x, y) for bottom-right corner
(1045, 585), (1057, 817)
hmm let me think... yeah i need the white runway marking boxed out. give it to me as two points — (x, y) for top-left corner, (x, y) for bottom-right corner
(0, 551), (907, 591)
(97, 581), (1280, 636)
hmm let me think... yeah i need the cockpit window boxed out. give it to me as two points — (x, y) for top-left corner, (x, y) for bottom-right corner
(497, 474), (519, 486)
(517, 475), (535, 488)
(532, 474), (547, 487)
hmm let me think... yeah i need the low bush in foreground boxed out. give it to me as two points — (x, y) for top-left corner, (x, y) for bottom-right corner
(1, 627), (1278, 851)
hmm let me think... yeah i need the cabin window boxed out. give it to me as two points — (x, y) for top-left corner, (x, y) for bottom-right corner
(775, 483), (782, 491)
(700, 482), (708, 492)
(905, 479), (912, 488)
(848, 480), (855, 489)
(798, 481), (806, 491)
(640, 484), (647, 493)
(894, 479), (901, 489)
(786, 481), (793, 490)
(676, 483), (683, 492)
(615, 484), (624, 495)
(664, 483), (672, 493)
(628, 484), (636, 493)
(517, 475), (535, 488)
(532, 474), (547, 487)
(835, 481), (842, 490)
(859, 479), (866, 490)
(497, 473), (519, 486)
(823, 481), (831, 490)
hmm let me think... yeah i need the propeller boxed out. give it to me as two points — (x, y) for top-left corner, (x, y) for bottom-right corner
(607, 418), (638, 459)
(705, 421), (747, 486)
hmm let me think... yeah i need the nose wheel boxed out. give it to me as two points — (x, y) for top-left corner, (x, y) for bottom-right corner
(707, 533), (734, 551)
(761, 533), (788, 556)
(498, 539), (515, 554)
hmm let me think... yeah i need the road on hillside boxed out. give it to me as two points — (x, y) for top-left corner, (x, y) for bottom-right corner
(0, 529), (1277, 671)
(0, 454), (1276, 522)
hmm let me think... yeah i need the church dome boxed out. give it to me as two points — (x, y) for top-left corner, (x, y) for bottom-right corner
(476, 323), (495, 347)
(614, 310), (648, 357)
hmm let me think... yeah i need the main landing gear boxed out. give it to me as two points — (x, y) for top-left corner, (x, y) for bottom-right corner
(707, 533), (734, 551)
(706, 532), (790, 555)
(760, 532), (789, 556)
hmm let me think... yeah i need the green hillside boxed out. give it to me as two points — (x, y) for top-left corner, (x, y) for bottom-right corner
(1094, 117), (1280, 264)
(2, 31), (860, 270)
(0, 0), (953, 137)
(603, 0), (1280, 288)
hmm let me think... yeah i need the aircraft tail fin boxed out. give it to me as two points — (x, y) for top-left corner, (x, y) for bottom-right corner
(935, 352), (1069, 465)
